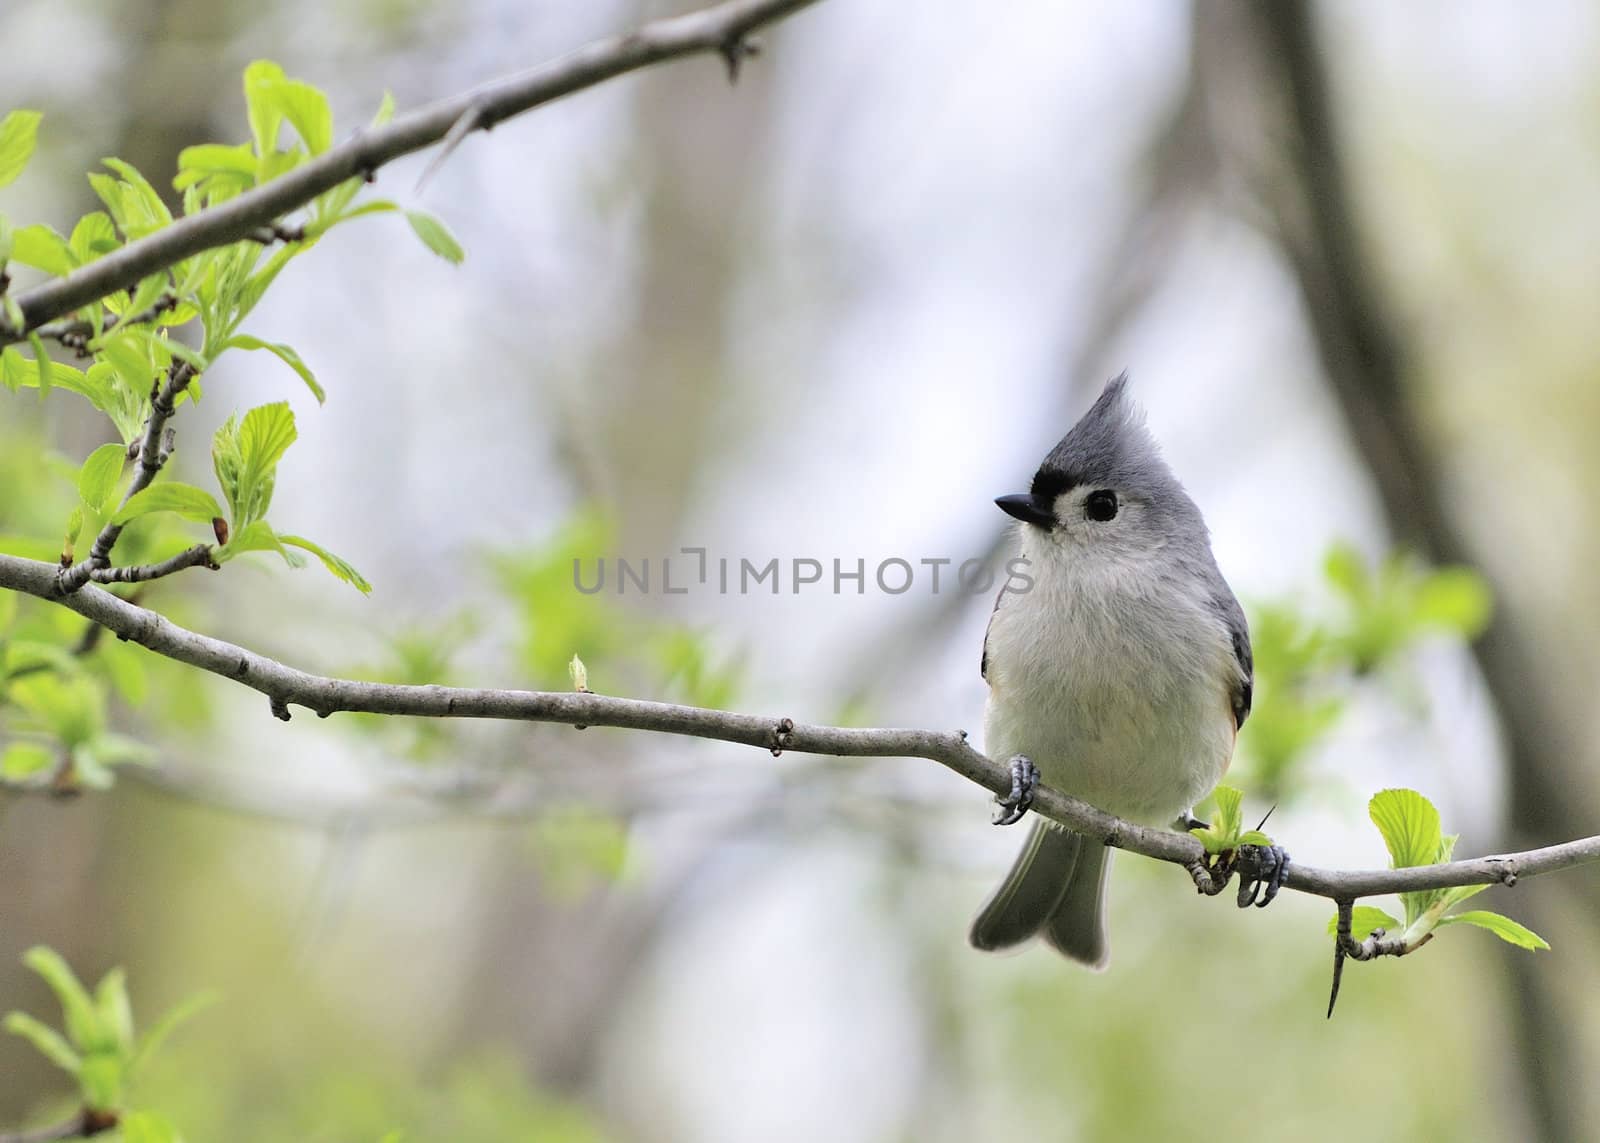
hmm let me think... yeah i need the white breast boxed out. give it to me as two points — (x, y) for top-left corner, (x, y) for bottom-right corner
(983, 546), (1237, 825)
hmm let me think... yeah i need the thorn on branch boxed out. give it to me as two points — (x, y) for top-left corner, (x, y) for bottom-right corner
(769, 716), (795, 756)
(720, 33), (762, 84)
(1328, 897), (1353, 1019)
(416, 104), (485, 194)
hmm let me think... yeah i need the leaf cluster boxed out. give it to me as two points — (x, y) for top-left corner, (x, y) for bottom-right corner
(1328, 788), (1547, 953)
(3, 946), (213, 1122)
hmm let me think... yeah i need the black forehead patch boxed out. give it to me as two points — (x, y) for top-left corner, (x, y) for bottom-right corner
(1029, 468), (1075, 501)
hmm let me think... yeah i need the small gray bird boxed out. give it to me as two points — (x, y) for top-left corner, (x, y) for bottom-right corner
(970, 374), (1255, 966)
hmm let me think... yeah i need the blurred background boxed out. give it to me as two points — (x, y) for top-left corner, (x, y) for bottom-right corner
(2, 0), (1599, 1139)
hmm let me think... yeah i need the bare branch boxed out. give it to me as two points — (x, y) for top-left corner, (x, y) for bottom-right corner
(1, 550), (1596, 905)
(0, 0), (823, 347)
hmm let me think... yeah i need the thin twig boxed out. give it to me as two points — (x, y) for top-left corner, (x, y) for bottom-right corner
(0, 0), (823, 346)
(2, 549), (1597, 903)
(87, 543), (217, 584)
(0, 1110), (115, 1143)
(34, 291), (178, 354)
(56, 361), (197, 594)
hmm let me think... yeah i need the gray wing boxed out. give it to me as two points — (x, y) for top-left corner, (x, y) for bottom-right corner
(1212, 587), (1253, 729)
(980, 583), (1006, 681)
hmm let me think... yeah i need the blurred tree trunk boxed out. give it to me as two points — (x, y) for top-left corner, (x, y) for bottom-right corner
(435, 1), (785, 1108)
(1192, 2), (1597, 1139)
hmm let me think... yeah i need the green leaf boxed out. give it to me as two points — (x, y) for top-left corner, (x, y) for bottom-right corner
(100, 158), (172, 235)
(87, 733), (155, 769)
(223, 334), (324, 402)
(176, 142), (257, 179)
(1323, 541), (1369, 601)
(6, 638), (82, 679)
(1414, 567), (1493, 637)
(215, 519), (288, 564)
(11, 223), (75, 276)
(99, 329), (159, 394)
(64, 506), (84, 560)
(3, 1011), (82, 1074)
(405, 209), (465, 264)
(275, 79), (333, 154)
(1440, 882), (1491, 911)
(129, 990), (217, 1077)
(119, 1111), (182, 1143)
(1437, 910), (1550, 950)
(277, 534), (372, 593)
(1326, 905), (1402, 941)
(20, 947), (103, 1051)
(27, 334), (54, 396)
(69, 211), (118, 263)
(0, 212), (11, 265)
(77, 442), (127, 515)
(94, 969), (134, 1053)
(0, 346), (25, 392)
(174, 142), (257, 199)
(372, 90), (396, 128)
(211, 402), (297, 528)
(1, 742), (55, 780)
(112, 482), (224, 526)
(230, 243), (301, 330)
(243, 60), (288, 161)
(0, 110), (43, 189)
(78, 1051), (123, 1112)
(1368, 788), (1441, 871)
(161, 338), (209, 373)
(9, 674), (103, 747)
(121, 271), (170, 325)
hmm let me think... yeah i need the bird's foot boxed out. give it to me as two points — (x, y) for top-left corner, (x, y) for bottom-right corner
(1176, 808), (1208, 832)
(991, 754), (1038, 826)
(1235, 844), (1291, 908)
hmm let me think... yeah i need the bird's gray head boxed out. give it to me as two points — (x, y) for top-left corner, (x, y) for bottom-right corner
(996, 374), (1206, 563)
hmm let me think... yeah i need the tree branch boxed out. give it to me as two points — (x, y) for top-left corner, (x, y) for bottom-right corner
(1, 550), (1596, 903)
(0, 0), (823, 347)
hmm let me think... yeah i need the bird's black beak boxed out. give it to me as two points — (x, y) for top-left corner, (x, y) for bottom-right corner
(995, 492), (1055, 529)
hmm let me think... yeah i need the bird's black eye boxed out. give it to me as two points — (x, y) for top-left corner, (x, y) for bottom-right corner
(1084, 490), (1119, 522)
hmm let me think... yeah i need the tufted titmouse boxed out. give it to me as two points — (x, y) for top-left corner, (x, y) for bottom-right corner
(970, 375), (1256, 967)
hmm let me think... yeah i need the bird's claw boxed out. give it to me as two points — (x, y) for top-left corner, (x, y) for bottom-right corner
(992, 754), (1038, 826)
(1235, 844), (1291, 908)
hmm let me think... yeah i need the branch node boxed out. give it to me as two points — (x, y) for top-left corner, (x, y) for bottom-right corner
(720, 33), (762, 84)
(769, 716), (795, 756)
(270, 696), (291, 721)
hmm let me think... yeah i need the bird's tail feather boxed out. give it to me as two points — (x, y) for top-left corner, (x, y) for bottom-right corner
(968, 821), (1110, 969)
